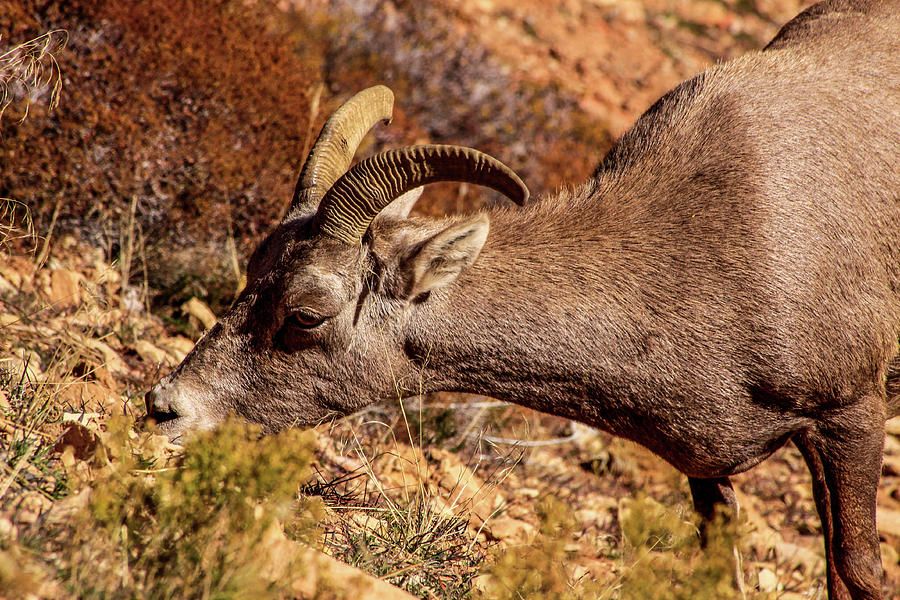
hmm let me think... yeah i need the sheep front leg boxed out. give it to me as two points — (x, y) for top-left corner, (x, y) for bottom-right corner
(688, 475), (745, 596)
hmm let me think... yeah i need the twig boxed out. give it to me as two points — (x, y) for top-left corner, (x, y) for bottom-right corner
(478, 430), (582, 447)
(120, 194), (138, 295)
(379, 561), (424, 581)
(131, 467), (177, 474)
(33, 197), (61, 274)
(0, 415), (54, 439)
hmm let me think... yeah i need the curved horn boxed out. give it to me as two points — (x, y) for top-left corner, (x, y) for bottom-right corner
(287, 85), (394, 218)
(315, 145), (529, 244)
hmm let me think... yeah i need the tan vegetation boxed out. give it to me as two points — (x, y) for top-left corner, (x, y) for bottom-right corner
(3, 0), (900, 598)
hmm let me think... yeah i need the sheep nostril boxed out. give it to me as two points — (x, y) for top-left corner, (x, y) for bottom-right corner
(144, 387), (181, 425)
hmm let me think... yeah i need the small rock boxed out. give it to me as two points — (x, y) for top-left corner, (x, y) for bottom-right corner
(137, 433), (174, 464)
(182, 297), (217, 330)
(469, 488), (505, 523)
(81, 337), (128, 375)
(425, 496), (455, 518)
(350, 512), (385, 533)
(757, 567), (778, 592)
(674, 0), (733, 28)
(62, 412), (102, 424)
(885, 434), (900, 455)
(0, 517), (16, 541)
(15, 491), (52, 526)
(296, 543), (416, 600)
(774, 540), (823, 574)
(744, 503), (781, 553)
(0, 264), (24, 289)
(158, 335), (195, 362)
(881, 542), (899, 567)
(609, 0), (645, 24)
(0, 273), (15, 295)
(884, 455), (900, 477)
(53, 422), (103, 460)
(134, 340), (173, 366)
(97, 308), (125, 329)
(778, 591), (811, 600)
(886, 417), (900, 437)
(571, 564), (591, 582)
(438, 459), (482, 501)
(41, 488), (91, 529)
(59, 381), (118, 410)
(878, 507), (900, 538)
(574, 507), (612, 529)
(580, 558), (613, 581)
(256, 520), (416, 599)
(49, 268), (82, 308)
(516, 487), (540, 499)
(59, 446), (77, 470)
(486, 516), (537, 544)
(5, 347), (44, 380)
(92, 366), (115, 388)
(471, 573), (493, 595)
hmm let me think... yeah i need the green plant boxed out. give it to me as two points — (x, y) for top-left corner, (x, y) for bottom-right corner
(0, 365), (68, 508)
(31, 417), (318, 599)
(305, 439), (485, 600)
(475, 495), (607, 600)
(325, 492), (481, 599)
(617, 494), (749, 600)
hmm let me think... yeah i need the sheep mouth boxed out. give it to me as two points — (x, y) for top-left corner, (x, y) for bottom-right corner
(146, 405), (181, 426)
(144, 411), (188, 443)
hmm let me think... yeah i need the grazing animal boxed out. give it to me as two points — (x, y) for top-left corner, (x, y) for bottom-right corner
(146, 1), (900, 597)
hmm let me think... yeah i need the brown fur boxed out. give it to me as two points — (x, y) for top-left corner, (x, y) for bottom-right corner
(147, 2), (900, 597)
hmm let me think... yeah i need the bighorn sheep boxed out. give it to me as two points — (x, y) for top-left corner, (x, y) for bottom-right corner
(146, 1), (900, 597)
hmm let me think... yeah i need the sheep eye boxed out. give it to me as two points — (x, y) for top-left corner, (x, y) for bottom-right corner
(287, 310), (326, 329)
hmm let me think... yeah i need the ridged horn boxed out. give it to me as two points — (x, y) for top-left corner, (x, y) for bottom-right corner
(287, 85), (394, 218)
(315, 145), (529, 244)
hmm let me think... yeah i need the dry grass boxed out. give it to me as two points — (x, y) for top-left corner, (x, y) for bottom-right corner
(0, 29), (66, 123)
(0, 198), (35, 252)
(304, 409), (492, 599)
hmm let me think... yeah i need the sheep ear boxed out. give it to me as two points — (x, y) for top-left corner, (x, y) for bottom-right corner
(402, 214), (489, 299)
(375, 187), (424, 222)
